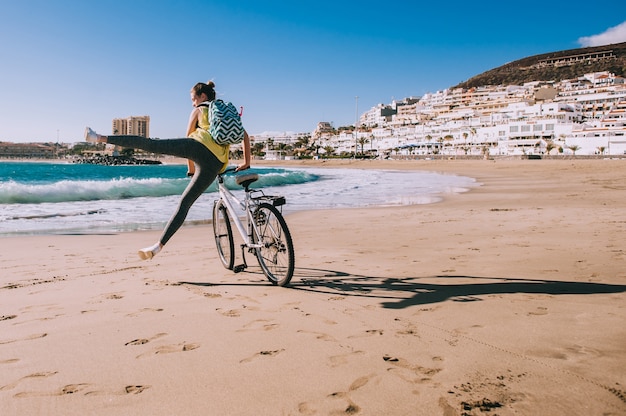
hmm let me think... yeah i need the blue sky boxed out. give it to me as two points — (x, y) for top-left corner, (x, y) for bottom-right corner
(1, 1), (625, 143)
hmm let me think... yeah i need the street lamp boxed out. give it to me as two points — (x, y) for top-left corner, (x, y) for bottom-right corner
(354, 96), (359, 159)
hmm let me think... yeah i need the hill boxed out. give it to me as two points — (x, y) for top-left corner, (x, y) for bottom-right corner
(453, 42), (626, 89)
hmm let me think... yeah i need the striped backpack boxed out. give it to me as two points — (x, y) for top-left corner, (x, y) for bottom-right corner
(207, 99), (245, 145)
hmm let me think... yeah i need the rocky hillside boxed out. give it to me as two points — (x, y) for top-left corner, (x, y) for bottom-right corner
(453, 42), (626, 89)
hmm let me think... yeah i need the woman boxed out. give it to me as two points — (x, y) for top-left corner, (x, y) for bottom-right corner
(85, 81), (251, 260)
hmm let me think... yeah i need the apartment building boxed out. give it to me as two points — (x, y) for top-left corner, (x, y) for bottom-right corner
(112, 116), (150, 137)
(309, 71), (626, 157)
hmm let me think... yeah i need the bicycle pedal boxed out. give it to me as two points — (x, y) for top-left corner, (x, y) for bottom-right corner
(233, 264), (246, 273)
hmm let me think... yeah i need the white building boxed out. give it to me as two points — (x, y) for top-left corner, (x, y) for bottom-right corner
(310, 71), (626, 157)
(248, 71), (626, 158)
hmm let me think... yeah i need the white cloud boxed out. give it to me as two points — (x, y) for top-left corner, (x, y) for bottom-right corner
(578, 21), (626, 47)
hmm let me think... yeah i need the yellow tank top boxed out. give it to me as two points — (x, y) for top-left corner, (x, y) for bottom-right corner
(188, 104), (230, 168)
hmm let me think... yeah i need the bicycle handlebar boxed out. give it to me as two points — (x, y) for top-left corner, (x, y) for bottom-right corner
(219, 167), (238, 176)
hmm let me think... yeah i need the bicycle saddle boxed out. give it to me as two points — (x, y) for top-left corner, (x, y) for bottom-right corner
(235, 173), (259, 188)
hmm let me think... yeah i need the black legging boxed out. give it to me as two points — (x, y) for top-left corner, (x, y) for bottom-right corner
(106, 135), (224, 245)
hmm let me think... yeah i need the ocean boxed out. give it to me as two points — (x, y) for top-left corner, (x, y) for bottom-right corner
(0, 161), (477, 237)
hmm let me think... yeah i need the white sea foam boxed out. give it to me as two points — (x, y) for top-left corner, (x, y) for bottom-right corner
(0, 167), (477, 236)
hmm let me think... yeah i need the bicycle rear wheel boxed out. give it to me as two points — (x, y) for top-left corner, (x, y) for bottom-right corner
(252, 203), (295, 286)
(213, 200), (234, 270)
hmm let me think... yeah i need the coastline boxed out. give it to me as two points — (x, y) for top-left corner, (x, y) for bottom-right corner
(1, 159), (625, 415)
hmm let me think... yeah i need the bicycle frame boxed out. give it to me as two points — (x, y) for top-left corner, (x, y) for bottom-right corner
(216, 180), (261, 249)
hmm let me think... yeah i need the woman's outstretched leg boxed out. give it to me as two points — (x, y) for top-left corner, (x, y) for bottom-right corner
(85, 128), (208, 161)
(85, 127), (225, 260)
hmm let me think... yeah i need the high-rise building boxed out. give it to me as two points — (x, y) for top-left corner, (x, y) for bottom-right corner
(112, 116), (150, 137)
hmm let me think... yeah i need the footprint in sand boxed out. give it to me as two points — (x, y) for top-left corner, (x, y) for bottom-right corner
(203, 292), (222, 298)
(239, 349), (285, 363)
(0, 315), (17, 321)
(299, 398), (361, 416)
(237, 319), (279, 332)
(0, 371), (58, 391)
(125, 308), (164, 317)
(217, 308), (242, 317)
(297, 330), (337, 342)
(528, 306), (548, 316)
(106, 293), (124, 300)
(328, 350), (365, 368)
(125, 339), (149, 346)
(383, 355), (442, 382)
(61, 384), (91, 395)
(347, 329), (383, 339)
(124, 333), (167, 346)
(80, 309), (98, 314)
(14, 383), (91, 397)
(316, 376), (371, 415)
(396, 327), (420, 336)
(135, 342), (200, 359)
(124, 385), (151, 394)
(348, 374), (374, 391)
(85, 385), (151, 396)
(0, 332), (47, 345)
(394, 318), (419, 338)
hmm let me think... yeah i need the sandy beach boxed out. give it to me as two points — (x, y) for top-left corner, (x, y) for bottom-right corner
(1, 158), (625, 415)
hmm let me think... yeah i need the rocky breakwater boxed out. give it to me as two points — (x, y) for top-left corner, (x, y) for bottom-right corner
(74, 155), (162, 165)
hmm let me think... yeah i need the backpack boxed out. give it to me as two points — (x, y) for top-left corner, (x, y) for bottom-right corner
(206, 99), (245, 145)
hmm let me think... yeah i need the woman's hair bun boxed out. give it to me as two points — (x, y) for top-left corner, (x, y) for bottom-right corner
(206, 81), (215, 88)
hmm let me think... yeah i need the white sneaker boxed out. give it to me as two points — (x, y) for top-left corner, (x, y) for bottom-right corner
(138, 243), (162, 260)
(138, 249), (155, 260)
(84, 127), (100, 142)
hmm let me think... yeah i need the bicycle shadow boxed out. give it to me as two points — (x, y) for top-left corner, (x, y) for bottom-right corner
(287, 267), (626, 309)
(182, 266), (626, 310)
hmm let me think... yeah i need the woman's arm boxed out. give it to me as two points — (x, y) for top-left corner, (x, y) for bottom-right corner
(186, 108), (200, 176)
(235, 131), (251, 171)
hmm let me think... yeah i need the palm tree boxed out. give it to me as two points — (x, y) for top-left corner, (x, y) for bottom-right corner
(597, 146), (606, 155)
(295, 136), (310, 150)
(323, 146), (335, 158)
(437, 137), (444, 158)
(462, 132), (469, 155)
(276, 143), (291, 158)
(545, 140), (556, 157)
(469, 127), (477, 154)
(444, 134), (454, 157)
(567, 144), (581, 156)
(251, 142), (265, 157)
(357, 137), (369, 156)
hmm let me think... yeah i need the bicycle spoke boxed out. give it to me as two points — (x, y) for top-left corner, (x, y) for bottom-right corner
(213, 201), (234, 270)
(252, 203), (294, 286)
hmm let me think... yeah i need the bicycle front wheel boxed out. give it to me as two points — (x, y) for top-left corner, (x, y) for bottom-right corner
(213, 200), (235, 270)
(252, 203), (295, 286)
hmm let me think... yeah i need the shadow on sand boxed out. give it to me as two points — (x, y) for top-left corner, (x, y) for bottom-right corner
(182, 267), (626, 310)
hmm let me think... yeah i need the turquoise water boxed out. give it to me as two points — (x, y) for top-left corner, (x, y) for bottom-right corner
(0, 163), (315, 204)
(0, 161), (477, 236)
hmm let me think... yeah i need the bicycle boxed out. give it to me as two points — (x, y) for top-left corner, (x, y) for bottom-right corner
(212, 167), (295, 286)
